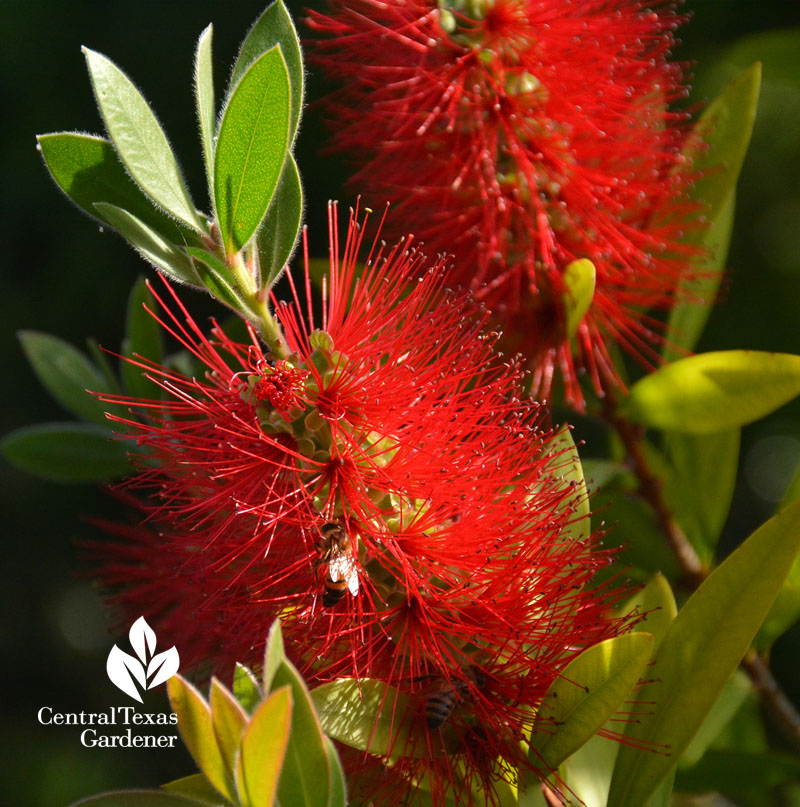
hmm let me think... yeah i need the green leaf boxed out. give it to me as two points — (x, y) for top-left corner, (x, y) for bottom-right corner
(209, 678), (248, 793)
(83, 48), (203, 231)
(664, 64), (761, 361)
(663, 192), (735, 363)
(235, 686), (293, 807)
(549, 425), (590, 541)
(663, 429), (740, 562)
(162, 775), (228, 806)
(677, 749), (800, 796)
(94, 203), (200, 286)
(167, 676), (235, 804)
(122, 277), (164, 400)
(618, 573), (677, 655)
(561, 733), (620, 807)
(755, 545), (800, 649)
(231, 0), (304, 140)
(215, 46), (291, 254)
(19, 331), (109, 425)
(1, 423), (132, 482)
(256, 152), (303, 291)
(272, 660), (331, 807)
(311, 679), (416, 758)
(606, 498), (800, 807)
(36, 133), (189, 243)
(529, 632), (654, 773)
(195, 24), (216, 191)
(581, 459), (625, 491)
(263, 619), (286, 693)
(324, 737), (347, 807)
(185, 248), (246, 314)
(70, 792), (211, 807)
(233, 663), (264, 714)
(622, 351), (800, 434)
(562, 259), (595, 338)
(688, 63), (762, 231)
(681, 669), (751, 767)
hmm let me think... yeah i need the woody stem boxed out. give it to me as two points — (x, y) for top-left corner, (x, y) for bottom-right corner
(597, 364), (800, 754)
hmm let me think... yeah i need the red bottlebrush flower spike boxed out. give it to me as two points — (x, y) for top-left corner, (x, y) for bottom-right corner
(91, 205), (633, 806)
(307, 0), (700, 407)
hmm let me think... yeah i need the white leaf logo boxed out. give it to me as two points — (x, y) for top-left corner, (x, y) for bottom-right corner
(106, 616), (180, 701)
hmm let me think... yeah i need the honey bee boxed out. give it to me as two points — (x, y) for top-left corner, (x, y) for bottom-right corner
(424, 665), (485, 730)
(316, 521), (359, 608)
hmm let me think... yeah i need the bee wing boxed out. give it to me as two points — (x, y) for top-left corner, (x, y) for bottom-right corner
(347, 567), (360, 597)
(330, 555), (360, 596)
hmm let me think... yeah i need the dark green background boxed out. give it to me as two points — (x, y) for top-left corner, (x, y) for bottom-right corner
(2, 1), (799, 803)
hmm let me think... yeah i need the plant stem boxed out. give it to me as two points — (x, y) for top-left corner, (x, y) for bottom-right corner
(597, 364), (800, 754)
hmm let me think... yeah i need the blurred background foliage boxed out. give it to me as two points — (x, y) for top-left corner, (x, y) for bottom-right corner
(1, 1), (799, 804)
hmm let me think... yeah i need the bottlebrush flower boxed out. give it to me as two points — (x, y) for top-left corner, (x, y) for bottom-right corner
(90, 205), (631, 804)
(307, 0), (699, 406)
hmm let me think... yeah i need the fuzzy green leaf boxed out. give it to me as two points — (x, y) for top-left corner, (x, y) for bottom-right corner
(607, 498), (800, 807)
(233, 663), (263, 714)
(161, 775), (227, 807)
(530, 632), (654, 772)
(167, 676), (235, 804)
(257, 152), (303, 291)
(272, 660), (330, 807)
(235, 686), (293, 807)
(70, 792), (211, 807)
(185, 247), (247, 314)
(215, 46), (290, 254)
(263, 619), (286, 694)
(1, 423), (132, 482)
(19, 330), (109, 425)
(663, 429), (740, 562)
(195, 24), (216, 191)
(83, 48), (202, 231)
(122, 277), (164, 400)
(623, 351), (800, 434)
(231, 0), (304, 140)
(562, 258), (595, 338)
(324, 737), (347, 807)
(209, 678), (248, 794)
(311, 678), (417, 758)
(37, 133), (189, 243)
(94, 203), (199, 286)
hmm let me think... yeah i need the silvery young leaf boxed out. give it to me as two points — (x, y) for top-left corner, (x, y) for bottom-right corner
(185, 248), (249, 316)
(235, 686), (293, 807)
(94, 202), (200, 286)
(147, 647), (180, 689)
(129, 615), (157, 663)
(107, 645), (146, 703)
(0, 423), (132, 483)
(607, 498), (800, 807)
(83, 48), (204, 231)
(19, 330), (109, 426)
(230, 0), (304, 140)
(256, 152), (303, 291)
(562, 258), (595, 338)
(272, 660), (330, 807)
(168, 675), (235, 804)
(37, 133), (189, 244)
(263, 618), (286, 694)
(195, 24), (216, 191)
(162, 774), (227, 807)
(214, 45), (290, 255)
(623, 351), (800, 434)
(70, 791), (214, 807)
(233, 663), (263, 714)
(208, 678), (247, 790)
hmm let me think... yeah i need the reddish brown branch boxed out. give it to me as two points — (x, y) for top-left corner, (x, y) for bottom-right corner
(597, 365), (800, 755)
